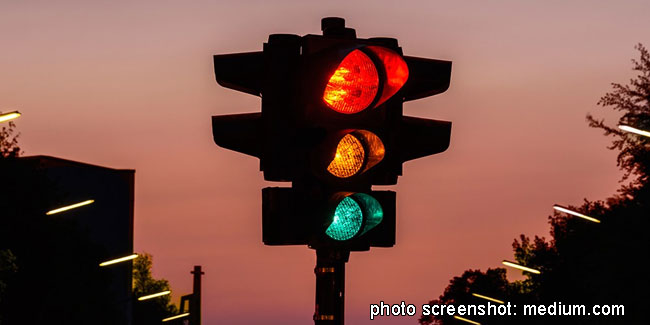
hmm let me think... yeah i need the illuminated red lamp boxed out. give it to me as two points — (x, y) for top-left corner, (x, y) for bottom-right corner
(323, 50), (379, 114)
(322, 47), (409, 114)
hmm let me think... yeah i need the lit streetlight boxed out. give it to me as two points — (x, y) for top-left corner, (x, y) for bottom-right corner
(619, 124), (650, 138)
(0, 111), (21, 123)
(138, 290), (171, 301)
(46, 199), (95, 215)
(471, 293), (504, 304)
(99, 254), (138, 267)
(553, 205), (600, 223)
(162, 313), (190, 322)
(502, 260), (541, 274)
(454, 315), (480, 324)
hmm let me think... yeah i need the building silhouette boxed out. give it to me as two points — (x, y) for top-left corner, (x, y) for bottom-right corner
(0, 156), (134, 325)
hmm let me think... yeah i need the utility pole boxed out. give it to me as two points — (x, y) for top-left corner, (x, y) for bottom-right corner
(190, 265), (204, 325)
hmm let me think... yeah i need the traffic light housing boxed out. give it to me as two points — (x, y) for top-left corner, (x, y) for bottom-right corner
(262, 188), (396, 250)
(212, 18), (452, 250)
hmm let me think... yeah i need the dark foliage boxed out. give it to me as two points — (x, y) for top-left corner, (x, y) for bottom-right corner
(587, 43), (650, 189)
(0, 121), (21, 158)
(132, 253), (178, 325)
(421, 44), (650, 325)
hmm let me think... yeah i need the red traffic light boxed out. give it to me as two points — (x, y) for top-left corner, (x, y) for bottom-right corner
(322, 46), (409, 114)
(323, 49), (379, 114)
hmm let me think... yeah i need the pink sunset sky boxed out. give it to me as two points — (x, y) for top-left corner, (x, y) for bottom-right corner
(2, 1), (649, 324)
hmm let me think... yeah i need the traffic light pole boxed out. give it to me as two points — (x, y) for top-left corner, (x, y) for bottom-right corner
(314, 249), (350, 325)
(212, 17), (453, 325)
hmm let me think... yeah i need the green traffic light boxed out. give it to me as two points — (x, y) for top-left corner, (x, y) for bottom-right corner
(326, 193), (383, 241)
(326, 197), (363, 241)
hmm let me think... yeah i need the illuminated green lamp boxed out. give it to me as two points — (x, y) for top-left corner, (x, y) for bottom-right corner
(325, 193), (383, 241)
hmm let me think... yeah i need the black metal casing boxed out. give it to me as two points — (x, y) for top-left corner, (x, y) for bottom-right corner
(212, 18), (452, 249)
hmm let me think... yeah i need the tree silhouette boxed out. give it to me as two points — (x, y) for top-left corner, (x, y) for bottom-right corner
(420, 268), (532, 325)
(421, 44), (650, 325)
(0, 249), (17, 325)
(0, 121), (21, 158)
(132, 253), (178, 325)
(587, 43), (650, 188)
(0, 119), (20, 320)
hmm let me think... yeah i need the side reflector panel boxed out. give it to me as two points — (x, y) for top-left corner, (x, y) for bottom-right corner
(355, 130), (384, 173)
(323, 50), (379, 114)
(367, 46), (409, 106)
(353, 193), (383, 236)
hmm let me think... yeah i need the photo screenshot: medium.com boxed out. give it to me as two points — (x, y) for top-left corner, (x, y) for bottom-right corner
(369, 301), (624, 321)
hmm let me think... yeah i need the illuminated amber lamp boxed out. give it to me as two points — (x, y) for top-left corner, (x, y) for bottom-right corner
(327, 130), (385, 178)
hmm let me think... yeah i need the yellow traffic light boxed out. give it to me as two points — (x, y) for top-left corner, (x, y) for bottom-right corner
(327, 131), (384, 178)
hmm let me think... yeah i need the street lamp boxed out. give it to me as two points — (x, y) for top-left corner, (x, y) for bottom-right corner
(618, 124), (650, 138)
(0, 111), (21, 123)
(99, 254), (138, 267)
(45, 199), (95, 215)
(162, 313), (189, 322)
(471, 293), (504, 304)
(454, 315), (481, 324)
(138, 290), (171, 301)
(553, 205), (600, 223)
(502, 260), (541, 274)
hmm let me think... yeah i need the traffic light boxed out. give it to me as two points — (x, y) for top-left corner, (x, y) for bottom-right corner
(212, 17), (451, 251)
